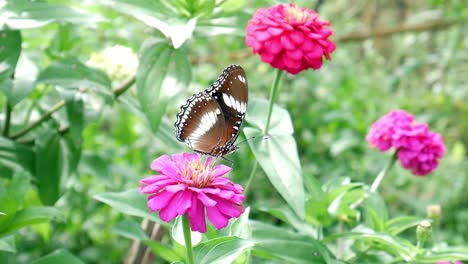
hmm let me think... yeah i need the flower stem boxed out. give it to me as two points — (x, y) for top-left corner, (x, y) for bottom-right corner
(370, 152), (398, 193)
(243, 160), (258, 197)
(182, 214), (194, 264)
(263, 69), (283, 135)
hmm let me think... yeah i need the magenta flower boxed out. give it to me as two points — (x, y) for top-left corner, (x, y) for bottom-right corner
(139, 153), (245, 233)
(366, 110), (445, 176)
(245, 3), (336, 74)
(366, 110), (414, 152)
(436, 261), (463, 264)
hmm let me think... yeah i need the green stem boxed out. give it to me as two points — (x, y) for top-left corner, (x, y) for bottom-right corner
(370, 152), (398, 193)
(3, 102), (12, 137)
(263, 70), (283, 135)
(243, 160), (258, 197)
(182, 215), (194, 264)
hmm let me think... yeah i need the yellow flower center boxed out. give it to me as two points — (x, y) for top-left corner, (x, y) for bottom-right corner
(183, 159), (213, 188)
(284, 5), (312, 24)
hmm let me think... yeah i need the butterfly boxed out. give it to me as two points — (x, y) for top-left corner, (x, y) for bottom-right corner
(175, 64), (248, 157)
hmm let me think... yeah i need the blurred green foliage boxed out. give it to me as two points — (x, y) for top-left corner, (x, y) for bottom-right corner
(0, 0), (467, 263)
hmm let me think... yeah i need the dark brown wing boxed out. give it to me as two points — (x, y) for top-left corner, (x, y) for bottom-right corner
(175, 93), (225, 154)
(206, 65), (248, 152)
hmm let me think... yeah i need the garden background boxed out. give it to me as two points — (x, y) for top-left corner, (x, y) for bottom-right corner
(0, 0), (466, 263)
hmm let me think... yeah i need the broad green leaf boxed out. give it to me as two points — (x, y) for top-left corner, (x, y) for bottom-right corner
(260, 205), (317, 237)
(363, 191), (388, 224)
(385, 216), (425, 235)
(414, 248), (468, 263)
(113, 219), (183, 262)
(0, 172), (30, 232)
(250, 221), (333, 264)
(0, 206), (65, 235)
(0, 137), (34, 172)
(145, 240), (185, 263)
(136, 40), (191, 132)
(102, 1), (195, 48)
(219, 0), (247, 12)
(61, 90), (84, 145)
(34, 128), (61, 205)
(0, 235), (15, 253)
(0, 30), (21, 77)
(171, 216), (201, 246)
(322, 232), (416, 262)
(193, 237), (255, 264)
(244, 99), (304, 219)
(93, 189), (169, 227)
(1, 54), (38, 107)
(228, 207), (251, 239)
(30, 249), (84, 264)
(1, 1), (103, 30)
(113, 220), (149, 241)
(38, 58), (113, 103)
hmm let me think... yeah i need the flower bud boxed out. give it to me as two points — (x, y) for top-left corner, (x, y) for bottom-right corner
(426, 204), (441, 219)
(416, 220), (432, 244)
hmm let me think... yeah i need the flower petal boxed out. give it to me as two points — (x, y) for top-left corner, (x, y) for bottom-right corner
(211, 164), (232, 178)
(206, 206), (230, 229)
(188, 194), (207, 233)
(147, 191), (176, 212)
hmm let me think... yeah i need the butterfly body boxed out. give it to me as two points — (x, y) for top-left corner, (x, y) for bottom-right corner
(175, 65), (248, 157)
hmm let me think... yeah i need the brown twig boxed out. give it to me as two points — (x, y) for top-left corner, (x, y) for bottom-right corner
(335, 20), (455, 42)
(11, 75), (136, 141)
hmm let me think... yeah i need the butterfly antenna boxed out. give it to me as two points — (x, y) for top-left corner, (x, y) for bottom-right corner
(221, 156), (234, 167)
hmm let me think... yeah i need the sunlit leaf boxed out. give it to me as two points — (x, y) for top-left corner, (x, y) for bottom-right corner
(0, 30), (21, 77)
(0, 235), (15, 253)
(1, 1), (103, 30)
(30, 249), (84, 264)
(193, 237), (255, 264)
(0, 206), (65, 235)
(250, 221), (334, 264)
(93, 189), (169, 227)
(244, 99), (304, 219)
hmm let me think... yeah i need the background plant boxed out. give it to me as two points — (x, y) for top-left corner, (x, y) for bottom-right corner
(0, 0), (467, 263)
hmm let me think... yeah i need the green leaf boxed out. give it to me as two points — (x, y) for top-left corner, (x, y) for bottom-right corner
(0, 30), (21, 77)
(62, 90), (84, 145)
(260, 205), (317, 237)
(113, 220), (149, 241)
(112, 220), (183, 262)
(38, 58), (113, 103)
(414, 248), (468, 263)
(1, 54), (38, 107)
(30, 249), (84, 264)
(136, 40), (192, 132)
(322, 232), (416, 262)
(103, 1), (195, 48)
(250, 221), (333, 264)
(193, 237), (255, 264)
(93, 189), (169, 227)
(171, 216), (201, 246)
(0, 235), (16, 253)
(219, 0), (247, 12)
(363, 191), (388, 224)
(34, 128), (61, 205)
(0, 137), (34, 177)
(244, 99), (304, 219)
(1, 1), (103, 30)
(0, 172), (30, 233)
(385, 216), (425, 235)
(0, 206), (65, 235)
(228, 207), (251, 239)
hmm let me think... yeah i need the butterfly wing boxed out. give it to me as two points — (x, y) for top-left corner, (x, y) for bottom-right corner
(175, 93), (225, 155)
(175, 65), (248, 157)
(207, 65), (248, 150)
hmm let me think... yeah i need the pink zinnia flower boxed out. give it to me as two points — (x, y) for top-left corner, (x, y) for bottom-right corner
(245, 3), (336, 74)
(139, 153), (245, 233)
(397, 126), (445, 176)
(366, 109), (445, 176)
(366, 110), (415, 152)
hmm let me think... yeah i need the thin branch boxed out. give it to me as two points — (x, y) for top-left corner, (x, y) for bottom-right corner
(11, 75), (136, 141)
(2, 102), (12, 137)
(335, 20), (455, 42)
(10, 100), (66, 140)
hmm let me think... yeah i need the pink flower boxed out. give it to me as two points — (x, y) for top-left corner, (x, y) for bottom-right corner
(245, 3), (336, 74)
(366, 110), (414, 152)
(397, 127), (445, 176)
(436, 261), (463, 264)
(366, 110), (446, 176)
(139, 153), (245, 233)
